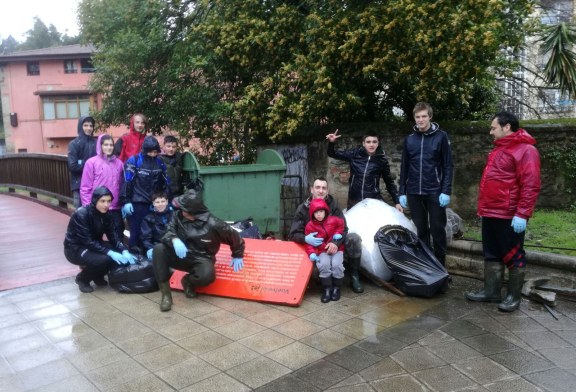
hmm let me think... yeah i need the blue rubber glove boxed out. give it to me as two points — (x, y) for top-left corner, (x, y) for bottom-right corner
(333, 234), (342, 241)
(122, 250), (137, 264)
(121, 203), (134, 218)
(230, 258), (244, 272)
(77, 160), (83, 165)
(439, 193), (451, 207)
(146, 248), (153, 260)
(172, 238), (187, 258)
(511, 216), (527, 233)
(305, 232), (323, 247)
(309, 253), (319, 263)
(107, 250), (127, 265)
(399, 195), (408, 209)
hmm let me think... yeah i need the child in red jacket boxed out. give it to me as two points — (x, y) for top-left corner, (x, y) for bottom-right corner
(305, 198), (346, 303)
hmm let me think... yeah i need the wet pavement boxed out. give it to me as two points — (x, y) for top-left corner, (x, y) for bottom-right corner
(2, 274), (576, 391)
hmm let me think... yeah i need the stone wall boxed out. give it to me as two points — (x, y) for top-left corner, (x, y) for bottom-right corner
(267, 121), (576, 220)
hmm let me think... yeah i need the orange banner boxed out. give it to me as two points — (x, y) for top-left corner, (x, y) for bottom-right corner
(170, 239), (313, 306)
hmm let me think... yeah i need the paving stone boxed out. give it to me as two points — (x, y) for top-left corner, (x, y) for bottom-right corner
(354, 335), (407, 357)
(292, 359), (353, 390)
(253, 374), (320, 392)
(489, 349), (555, 375)
(440, 319), (488, 339)
(462, 333), (519, 356)
(484, 377), (545, 392)
(359, 357), (405, 381)
(390, 347), (446, 372)
(426, 340), (483, 363)
(413, 365), (477, 391)
(324, 346), (381, 373)
(538, 347), (576, 369)
(452, 357), (516, 384)
(371, 374), (428, 392)
(524, 368), (576, 392)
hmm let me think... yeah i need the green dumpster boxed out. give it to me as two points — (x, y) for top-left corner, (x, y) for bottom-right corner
(182, 149), (287, 233)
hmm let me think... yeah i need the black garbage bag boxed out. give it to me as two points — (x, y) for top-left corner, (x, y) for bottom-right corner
(231, 217), (262, 239)
(375, 225), (449, 298)
(108, 255), (158, 293)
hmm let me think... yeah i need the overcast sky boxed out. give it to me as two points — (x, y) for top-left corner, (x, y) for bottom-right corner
(0, 0), (80, 41)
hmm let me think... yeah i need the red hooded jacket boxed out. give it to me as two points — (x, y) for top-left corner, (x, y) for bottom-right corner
(115, 115), (147, 162)
(304, 198), (345, 256)
(478, 129), (541, 220)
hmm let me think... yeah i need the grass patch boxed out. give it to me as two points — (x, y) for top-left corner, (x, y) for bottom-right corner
(462, 209), (576, 257)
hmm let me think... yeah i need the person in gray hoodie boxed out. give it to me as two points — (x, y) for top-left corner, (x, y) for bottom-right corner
(67, 116), (97, 208)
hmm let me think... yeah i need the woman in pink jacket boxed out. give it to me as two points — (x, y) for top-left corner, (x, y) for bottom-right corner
(80, 134), (125, 241)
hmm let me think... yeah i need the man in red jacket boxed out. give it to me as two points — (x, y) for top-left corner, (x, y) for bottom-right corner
(466, 111), (541, 312)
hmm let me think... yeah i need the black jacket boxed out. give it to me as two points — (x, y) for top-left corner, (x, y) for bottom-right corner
(288, 194), (348, 248)
(63, 187), (126, 253)
(141, 207), (174, 251)
(328, 143), (400, 207)
(67, 116), (97, 191)
(121, 136), (169, 204)
(163, 190), (245, 262)
(160, 153), (183, 197)
(399, 123), (453, 196)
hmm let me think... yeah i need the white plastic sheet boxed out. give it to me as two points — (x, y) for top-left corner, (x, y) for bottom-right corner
(345, 198), (417, 282)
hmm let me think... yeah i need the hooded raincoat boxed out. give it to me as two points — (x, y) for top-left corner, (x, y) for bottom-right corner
(478, 129), (541, 219)
(304, 198), (345, 256)
(114, 115), (147, 162)
(67, 116), (97, 192)
(80, 135), (123, 209)
(63, 186), (126, 254)
(163, 190), (245, 262)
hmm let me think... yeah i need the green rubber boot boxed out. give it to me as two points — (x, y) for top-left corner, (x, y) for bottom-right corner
(498, 267), (525, 312)
(158, 282), (173, 312)
(349, 257), (364, 293)
(465, 261), (504, 303)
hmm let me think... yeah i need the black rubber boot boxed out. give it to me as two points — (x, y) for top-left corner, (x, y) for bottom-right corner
(75, 276), (94, 293)
(349, 257), (364, 293)
(320, 277), (332, 303)
(181, 274), (197, 298)
(331, 278), (343, 301)
(158, 282), (173, 312)
(93, 277), (108, 287)
(498, 267), (525, 312)
(465, 261), (504, 303)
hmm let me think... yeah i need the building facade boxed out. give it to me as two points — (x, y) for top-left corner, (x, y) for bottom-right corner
(0, 45), (124, 154)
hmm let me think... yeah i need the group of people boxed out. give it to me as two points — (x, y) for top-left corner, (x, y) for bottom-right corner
(64, 114), (245, 312)
(290, 103), (540, 312)
(63, 102), (541, 314)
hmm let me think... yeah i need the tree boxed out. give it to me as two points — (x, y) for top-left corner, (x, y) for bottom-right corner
(540, 22), (576, 100)
(0, 36), (18, 55)
(19, 17), (63, 50)
(79, 0), (535, 159)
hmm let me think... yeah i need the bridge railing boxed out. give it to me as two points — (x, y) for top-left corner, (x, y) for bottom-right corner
(0, 153), (72, 210)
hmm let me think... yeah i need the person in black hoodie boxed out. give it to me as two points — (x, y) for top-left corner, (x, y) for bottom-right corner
(64, 186), (137, 293)
(326, 130), (403, 211)
(67, 116), (97, 208)
(152, 189), (245, 312)
(398, 102), (454, 266)
(121, 136), (169, 252)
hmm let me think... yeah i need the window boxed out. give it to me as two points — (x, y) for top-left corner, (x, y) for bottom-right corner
(537, 88), (574, 113)
(64, 60), (77, 74)
(27, 62), (40, 76)
(42, 95), (92, 120)
(81, 58), (95, 73)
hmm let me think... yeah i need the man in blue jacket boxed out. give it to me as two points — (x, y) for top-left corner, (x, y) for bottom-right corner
(399, 102), (454, 266)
